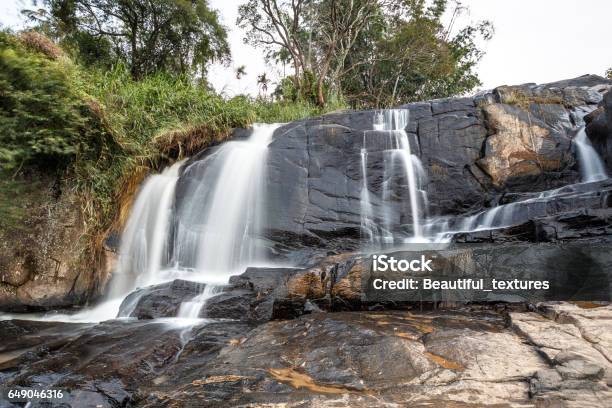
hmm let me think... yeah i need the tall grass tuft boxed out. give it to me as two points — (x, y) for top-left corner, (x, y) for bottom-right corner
(0, 30), (345, 272)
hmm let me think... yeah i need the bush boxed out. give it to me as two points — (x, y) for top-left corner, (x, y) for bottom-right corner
(0, 31), (343, 259)
(0, 31), (113, 171)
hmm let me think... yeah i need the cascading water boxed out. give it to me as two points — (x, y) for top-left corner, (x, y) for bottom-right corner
(172, 123), (279, 283)
(360, 139), (376, 243)
(110, 161), (185, 299)
(359, 114), (611, 246)
(2, 124), (281, 323)
(177, 285), (219, 320)
(360, 109), (427, 244)
(574, 128), (608, 182)
(420, 127), (610, 242)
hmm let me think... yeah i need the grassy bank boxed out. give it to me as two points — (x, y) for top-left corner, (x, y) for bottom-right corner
(0, 31), (342, 267)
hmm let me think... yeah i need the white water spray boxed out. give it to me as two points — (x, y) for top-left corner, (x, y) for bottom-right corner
(173, 123), (280, 283)
(360, 109), (426, 243)
(574, 128), (608, 182)
(111, 161), (185, 297)
(177, 285), (219, 320)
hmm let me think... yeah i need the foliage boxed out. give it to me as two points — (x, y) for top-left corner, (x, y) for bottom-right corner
(26, 0), (231, 78)
(257, 73), (270, 98)
(342, 2), (492, 107)
(0, 31), (117, 172)
(239, 0), (492, 108)
(0, 30), (336, 245)
(77, 65), (334, 233)
(238, 0), (379, 106)
(235, 65), (247, 79)
(607, 68), (612, 80)
(0, 176), (41, 230)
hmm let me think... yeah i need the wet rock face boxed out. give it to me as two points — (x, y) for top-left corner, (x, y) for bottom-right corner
(3, 305), (611, 407)
(586, 90), (612, 173)
(118, 238), (612, 323)
(220, 75), (612, 255)
(454, 178), (612, 243)
(118, 279), (206, 319)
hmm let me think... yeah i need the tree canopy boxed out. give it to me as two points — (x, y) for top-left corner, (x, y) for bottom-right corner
(238, 0), (492, 107)
(26, 0), (231, 78)
(22, 0), (492, 108)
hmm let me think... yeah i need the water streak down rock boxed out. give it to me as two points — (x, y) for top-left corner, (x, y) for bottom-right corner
(250, 75), (612, 257)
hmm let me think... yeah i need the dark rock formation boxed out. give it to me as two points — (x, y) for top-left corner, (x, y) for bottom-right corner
(586, 90), (612, 173)
(118, 279), (206, 319)
(454, 178), (612, 243)
(186, 75), (611, 257)
(120, 238), (612, 323)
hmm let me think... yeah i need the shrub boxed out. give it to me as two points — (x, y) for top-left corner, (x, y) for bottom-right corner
(0, 30), (343, 264)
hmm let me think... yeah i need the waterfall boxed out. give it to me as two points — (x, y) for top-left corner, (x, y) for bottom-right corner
(574, 128), (608, 182)
(195, 124), (276, 279)
(360, 109), (427, 244)
(173, 123), (279, 283)
(7, 111), (610, 325)
(13, 124), (280, 323)
(177, 285), (219, 320)
(109, 161), (184, 299)
(360, 139), (376, 242)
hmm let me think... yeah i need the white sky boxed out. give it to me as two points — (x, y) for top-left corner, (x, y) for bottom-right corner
(2, 0), (611, 97)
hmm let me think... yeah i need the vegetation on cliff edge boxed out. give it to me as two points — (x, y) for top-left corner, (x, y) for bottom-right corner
(0, 30), (337, 265)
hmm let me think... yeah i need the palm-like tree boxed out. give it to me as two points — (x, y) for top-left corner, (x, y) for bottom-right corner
(257, 73), (270, 99)
(235, 65), (247, 80)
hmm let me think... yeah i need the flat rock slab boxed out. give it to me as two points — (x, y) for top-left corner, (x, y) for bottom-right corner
(1, 304), (611, 407)
(511, 303), (612, 407)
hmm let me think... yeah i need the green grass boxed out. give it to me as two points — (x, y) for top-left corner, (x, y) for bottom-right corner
(0, 31), (344, 264)
(78, 67), (341, 233)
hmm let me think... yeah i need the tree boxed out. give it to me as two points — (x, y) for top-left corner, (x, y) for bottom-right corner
(341, 0), (492, 107)
(607, 68), (612, 80)
(235, 65), (247, 79)
(26, 0), (231, 79)
(257, 72), (270, 98)
(239, 0), (491, 108)
(238, 0), (380, 106)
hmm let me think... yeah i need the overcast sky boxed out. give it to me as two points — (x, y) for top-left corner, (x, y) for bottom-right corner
(2, 0), (611, 97)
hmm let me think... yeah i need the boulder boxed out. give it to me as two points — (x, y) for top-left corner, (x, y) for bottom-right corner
(118, 279), (206, 319)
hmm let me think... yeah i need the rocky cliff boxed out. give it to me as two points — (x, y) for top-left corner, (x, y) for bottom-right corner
(0, 171), (114, 312)
(2, 74), (612, 311)
(177, 74), (612, 256)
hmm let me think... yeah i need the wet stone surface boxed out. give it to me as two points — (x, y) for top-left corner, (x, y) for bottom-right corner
(1, 304), (610, 407)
